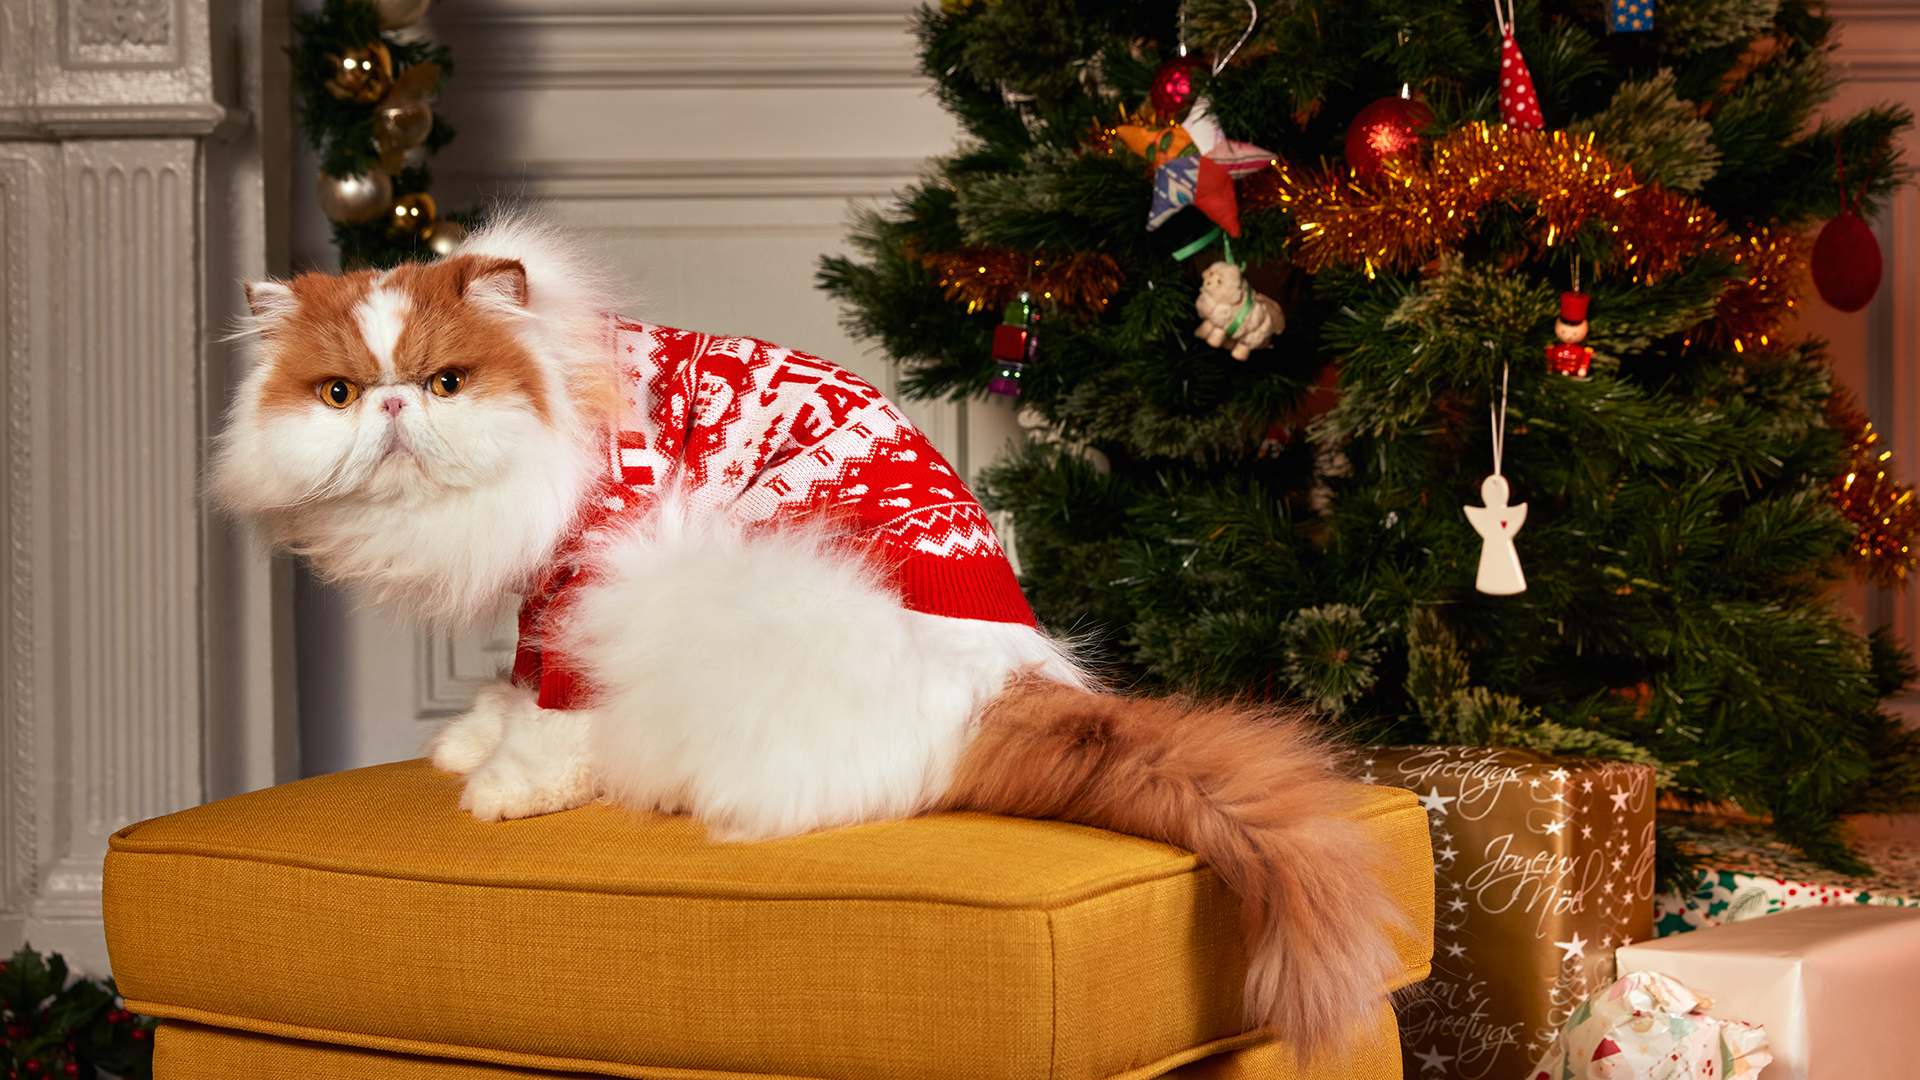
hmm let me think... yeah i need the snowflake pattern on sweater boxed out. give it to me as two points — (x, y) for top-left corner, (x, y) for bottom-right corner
(512, 318), (1035, 710)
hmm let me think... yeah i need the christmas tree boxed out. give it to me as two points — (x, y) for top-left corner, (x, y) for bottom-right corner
(820, 0), (1920, 869)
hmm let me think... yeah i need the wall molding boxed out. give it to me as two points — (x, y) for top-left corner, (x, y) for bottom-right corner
(416, 617), (516, 720)
(443, 156), (927, 201)
(443, 0), (925, 89)
(0, 101), (233, 139)
(0, 153), (38, 923)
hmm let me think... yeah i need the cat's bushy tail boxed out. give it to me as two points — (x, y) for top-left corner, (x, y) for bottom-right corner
(938, 679), (1407, 1054)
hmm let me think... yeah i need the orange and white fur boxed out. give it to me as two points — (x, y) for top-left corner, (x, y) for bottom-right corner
(212, 217), (1401, 1051)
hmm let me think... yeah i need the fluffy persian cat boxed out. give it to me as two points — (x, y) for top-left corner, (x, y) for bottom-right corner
(212, 216), (1402, 1051)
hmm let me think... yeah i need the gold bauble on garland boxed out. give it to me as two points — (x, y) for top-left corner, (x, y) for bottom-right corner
(373, 0), (432, 30)
(423, 219), (467, 256)
(316, 169), (393, 224)
(388, 192), (437, 235)
(324, 42), (394, 103)
(374, 98), (433, 158)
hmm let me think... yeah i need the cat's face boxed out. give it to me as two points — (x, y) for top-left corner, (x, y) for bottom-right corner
(214, 253), (607, 623)
(219, 256), (554, 508)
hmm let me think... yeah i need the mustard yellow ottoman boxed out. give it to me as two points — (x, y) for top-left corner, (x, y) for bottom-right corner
(102, 760), (1433, 1079)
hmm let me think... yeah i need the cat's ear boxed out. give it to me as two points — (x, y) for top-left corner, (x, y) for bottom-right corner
(459, 258), (529, 312)
(243, 280), (298, 329)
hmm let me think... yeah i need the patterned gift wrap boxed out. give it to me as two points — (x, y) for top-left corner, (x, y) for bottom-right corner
(1655, 813), (1920, 937)
(1353, 747), (1656, 1080)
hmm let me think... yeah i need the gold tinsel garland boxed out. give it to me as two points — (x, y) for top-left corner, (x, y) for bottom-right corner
(1243, 123), (1720, 280)
(1239, 123), (1800, 349)
(919, 248), (1123, 317)
(1830, 394), (1920, 588)
(1708, 225), (1801, 352)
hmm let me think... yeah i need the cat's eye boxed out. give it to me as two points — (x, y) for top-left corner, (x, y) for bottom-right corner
(317, 378), (359, 409)
(429, 368), (467, 398)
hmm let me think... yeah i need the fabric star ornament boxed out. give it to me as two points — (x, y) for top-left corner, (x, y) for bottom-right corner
(1149, 155), (1200, 231)
(1192, 156), (1241, 236)
(1116, 123), (1193, 166)
(1182, 97), (1278, 178)
(1148, 154), (1241, 237)
(1499, 29), (1544, 130)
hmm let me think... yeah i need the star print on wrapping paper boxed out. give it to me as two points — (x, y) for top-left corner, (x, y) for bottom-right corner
(1609, 789), (1632, 812)
(1436, 845), (1459, 862)
(1444, 942), (1467, 958)
(1610, 0), (1654, 31)
(1418, 787), (1457, 815)
(1543, 819), (1566, 835)
(1554, 933), (1587, 963)
(1581, 824), (1593, 839)
(1412, 1046), (1454, 1072)
(1582, 778), (1594, 793)
(1359, 772), (1377, 785)
(1446, 897), (1467, 912)
(1547, 766), (1570, 783)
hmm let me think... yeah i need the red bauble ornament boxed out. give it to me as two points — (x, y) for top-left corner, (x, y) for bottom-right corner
(1149, 54), (1204, 118)
(1812, 209), (1882, 313)
(1345, 95), (1433, 181)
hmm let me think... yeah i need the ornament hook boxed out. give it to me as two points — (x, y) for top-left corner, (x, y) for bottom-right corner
(1213, 1), (1260, 75)
(1490, 357), (1511, 478)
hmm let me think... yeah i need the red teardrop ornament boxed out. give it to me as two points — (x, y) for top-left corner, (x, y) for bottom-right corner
(1812, 209), (1882, 313)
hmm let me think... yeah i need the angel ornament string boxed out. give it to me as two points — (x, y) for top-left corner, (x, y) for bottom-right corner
(1463, 362), (1528, 595)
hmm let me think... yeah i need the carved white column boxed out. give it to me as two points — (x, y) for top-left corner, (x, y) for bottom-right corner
(0, 0), (291, 973)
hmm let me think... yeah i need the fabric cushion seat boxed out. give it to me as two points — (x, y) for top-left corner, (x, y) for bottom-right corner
(105, 760), (1432, 1080)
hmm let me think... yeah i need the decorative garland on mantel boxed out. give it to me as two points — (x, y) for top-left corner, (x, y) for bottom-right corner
(291, 0), (476, 267)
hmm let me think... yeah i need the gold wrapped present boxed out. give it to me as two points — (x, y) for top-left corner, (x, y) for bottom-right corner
(1355, 746), (1656, 1079)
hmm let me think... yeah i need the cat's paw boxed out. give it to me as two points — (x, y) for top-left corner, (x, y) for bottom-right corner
(427, 682), (525, 775)
(457, 710), (595, 821)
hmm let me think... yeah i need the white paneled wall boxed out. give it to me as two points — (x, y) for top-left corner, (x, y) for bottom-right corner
(293, 1), (1023, 772)
(1813, 2), (1920, 713)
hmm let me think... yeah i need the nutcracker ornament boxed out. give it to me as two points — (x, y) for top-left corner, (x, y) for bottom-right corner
(988, 293), (1038, 397)
(1546, 290), (1595, 378)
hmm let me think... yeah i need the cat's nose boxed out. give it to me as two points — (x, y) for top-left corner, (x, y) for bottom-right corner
(382, 396), (405, 418)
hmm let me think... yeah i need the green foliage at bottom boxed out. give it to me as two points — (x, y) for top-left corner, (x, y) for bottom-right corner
(1, 946), (153, 1080)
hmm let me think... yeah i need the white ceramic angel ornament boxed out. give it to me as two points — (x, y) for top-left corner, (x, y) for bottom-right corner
(1462, 364), (1527, 594)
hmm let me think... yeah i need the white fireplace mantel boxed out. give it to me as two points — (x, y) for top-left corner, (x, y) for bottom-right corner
(0, 0), (293, 974)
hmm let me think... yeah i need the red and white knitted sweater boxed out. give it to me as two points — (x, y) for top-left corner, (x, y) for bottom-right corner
(512, 318), (1034, 710)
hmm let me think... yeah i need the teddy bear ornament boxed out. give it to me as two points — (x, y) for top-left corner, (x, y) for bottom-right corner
(1194, 260), (1284, 361)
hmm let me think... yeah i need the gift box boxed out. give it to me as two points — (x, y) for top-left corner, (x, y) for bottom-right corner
(1617, 905), (1920, 1080)
(1654, 812), (1920, 936)
(1528, 970), (1772, 1080)
(1356, 746), (1656, 1080)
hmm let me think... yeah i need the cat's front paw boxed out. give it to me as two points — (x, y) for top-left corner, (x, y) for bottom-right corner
(428, 682), (525, 775)
(458, 710), (596, 821)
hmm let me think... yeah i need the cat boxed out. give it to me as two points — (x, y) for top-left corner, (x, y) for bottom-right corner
(212, 215), (1404, 1053)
